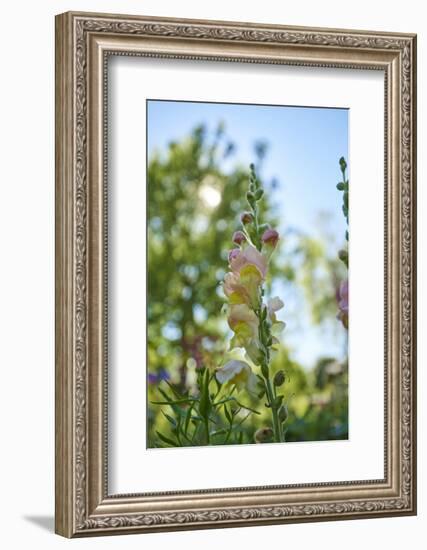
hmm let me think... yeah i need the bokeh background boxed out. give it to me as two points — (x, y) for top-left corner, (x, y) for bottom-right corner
(147, 99), (349, 446)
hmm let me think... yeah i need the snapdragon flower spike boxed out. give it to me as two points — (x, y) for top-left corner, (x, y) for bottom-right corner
(336, 157), (349, 329)
(220, 164), (287, 442)
(221, 166), (285, 424)
(223, 175), (283, 366)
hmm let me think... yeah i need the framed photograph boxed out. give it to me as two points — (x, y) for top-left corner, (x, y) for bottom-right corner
(55, 11), (417, 537)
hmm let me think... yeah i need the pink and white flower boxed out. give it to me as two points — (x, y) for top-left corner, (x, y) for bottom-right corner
(267, 296), (286, 336)
(223, 265), (262, 308)
(215, 359), (258, 393)
(229, 244), (268, 279)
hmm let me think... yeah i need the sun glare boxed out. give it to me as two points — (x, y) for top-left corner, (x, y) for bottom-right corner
(198, 181), (221, 208)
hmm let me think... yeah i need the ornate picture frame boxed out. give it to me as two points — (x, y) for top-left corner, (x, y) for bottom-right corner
(55, 11), (417, 537)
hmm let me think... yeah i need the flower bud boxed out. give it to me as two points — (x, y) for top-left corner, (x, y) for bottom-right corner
(232, 231), (246, 246)
(246, 191), (255, 204)
(338, 249), (348, 265)
(261, 229), (279, 260)
(240, 211), (253, 225)
(278, 404), (288, 423)
(261, 228), (279, 248)
(254, 188), (264, 201)
(339, 157), (347, 172)
(273, 370), (286, 387)
(254, 427), (273, 444)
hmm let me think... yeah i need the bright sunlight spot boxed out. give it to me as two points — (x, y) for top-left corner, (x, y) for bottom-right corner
(198, 179), (221, 208)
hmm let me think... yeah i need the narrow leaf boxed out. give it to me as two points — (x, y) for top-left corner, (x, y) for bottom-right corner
(156, 431), (179, 447)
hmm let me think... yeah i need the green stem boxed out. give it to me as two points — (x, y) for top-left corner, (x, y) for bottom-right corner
(249, 166), (284, 443)
(256, 302), (284, 443)
(264, 374), (282, 442)
(204, 417), (210, 445)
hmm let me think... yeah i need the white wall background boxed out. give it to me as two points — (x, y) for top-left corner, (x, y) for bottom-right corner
(0, 1), (424, 548)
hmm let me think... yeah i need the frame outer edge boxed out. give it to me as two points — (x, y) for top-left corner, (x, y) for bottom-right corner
(55, 12), (75, 538)
(409, 34), (417, 514)
(54, 10), (417, 537)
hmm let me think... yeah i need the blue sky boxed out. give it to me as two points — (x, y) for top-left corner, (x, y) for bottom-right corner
(147, 99), (348, 368)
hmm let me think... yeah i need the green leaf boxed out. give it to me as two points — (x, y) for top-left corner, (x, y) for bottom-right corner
(236, 402), (260, 415)
(232, 397), (261, 415)
(162, 411), (177, 428)
(151, 398), (195, 406)
(261, 363), (269, 378)
(164, 380), (187, 399)
(223, 404), (232, 424)
(158, 387), (173, 402)
(199, 368), (211, 419)
(261, 306), (268, 321)
(235, 411), (252, 429)
(274, 395), (284, 408)
(184, 402), (195, 434)
(156, 431), (179, 447)
(213, 396), (235, 406)
(210, 428), (228, 437)
(254, 188), (264, 201)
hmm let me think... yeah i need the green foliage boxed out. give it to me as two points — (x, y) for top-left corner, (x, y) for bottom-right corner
(151, 368), (260, 447)
(149, 351), (348, 446)
(285, 356), (348, 442)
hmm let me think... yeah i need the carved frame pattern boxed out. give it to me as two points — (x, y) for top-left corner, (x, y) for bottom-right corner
(55, 11), (416, 537)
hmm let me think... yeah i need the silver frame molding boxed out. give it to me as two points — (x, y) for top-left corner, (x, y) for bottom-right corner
(55, 11), (417, 538)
